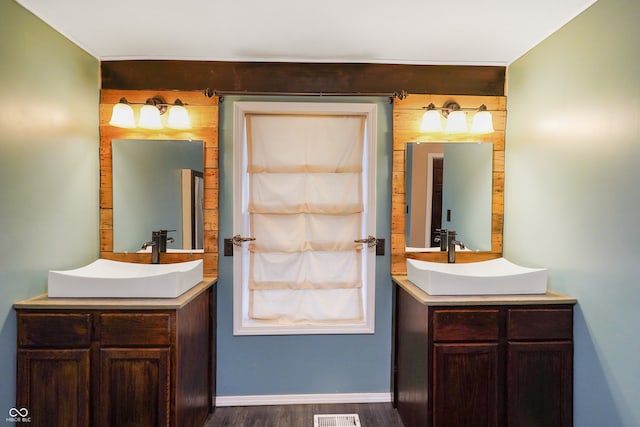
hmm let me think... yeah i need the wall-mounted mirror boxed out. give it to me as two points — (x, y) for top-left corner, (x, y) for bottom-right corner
(405, 142), (493, 252)
(391, 94), (505, 274)
(112, 139), (204, 253)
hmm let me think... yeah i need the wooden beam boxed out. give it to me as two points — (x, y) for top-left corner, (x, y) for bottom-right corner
(101, 61), (505, 96)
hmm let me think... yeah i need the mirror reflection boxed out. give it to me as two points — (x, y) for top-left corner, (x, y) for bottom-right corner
(112, 139), (204, 253)
(406, 142), (493, 252)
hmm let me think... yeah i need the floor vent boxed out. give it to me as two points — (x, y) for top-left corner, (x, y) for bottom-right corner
(314, 414), (361, 427)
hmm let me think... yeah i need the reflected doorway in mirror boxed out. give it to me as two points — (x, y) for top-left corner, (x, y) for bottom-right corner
(181, 169), (204, 250)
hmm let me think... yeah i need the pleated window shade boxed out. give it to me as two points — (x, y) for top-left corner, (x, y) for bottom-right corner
(245, 114), (367, 324)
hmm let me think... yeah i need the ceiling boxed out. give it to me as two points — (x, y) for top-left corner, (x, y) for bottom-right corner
(17, 0), (597, 65)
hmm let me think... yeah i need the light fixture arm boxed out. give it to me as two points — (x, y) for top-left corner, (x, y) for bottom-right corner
(421, 102), (493, 113)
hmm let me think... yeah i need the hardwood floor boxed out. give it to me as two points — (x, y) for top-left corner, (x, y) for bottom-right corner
(205, 403), (405, 427)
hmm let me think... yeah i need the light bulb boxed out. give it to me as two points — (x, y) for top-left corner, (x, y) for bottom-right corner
(471, 109), (494, 134)
(420, 109), (442, 132)
(109, 99), (135, 128)
(167, 103), (191, 129)
(138, 104), (163, 129)
(445, 110), (467, 133)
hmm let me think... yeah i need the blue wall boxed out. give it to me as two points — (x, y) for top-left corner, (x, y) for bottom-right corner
(0, 0), (99, 418)
(504, 0), (640, 425)
(216, 96), (393, 396)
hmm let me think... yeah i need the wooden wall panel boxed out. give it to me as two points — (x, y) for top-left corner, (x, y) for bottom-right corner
(99, 89), (219, 276)
(99, 63), (506, 279)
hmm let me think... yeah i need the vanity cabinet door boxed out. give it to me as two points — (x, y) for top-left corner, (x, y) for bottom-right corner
(17, 348), (90, 427)
(433, 343), (499, 427)
(507, 341), (572, 427)
(506, 307), (573, 427)
(431, 308), (500, 426)
(98, 348), (170, 427)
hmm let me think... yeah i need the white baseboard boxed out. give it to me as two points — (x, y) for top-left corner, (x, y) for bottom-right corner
(215, 392), (392, 407)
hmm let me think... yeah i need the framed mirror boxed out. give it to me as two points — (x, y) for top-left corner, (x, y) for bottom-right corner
(406, 142), (493, 252)
(99, 90), (219, 276)
(112, 139), (204, 253)
(391, 94), (506, 274)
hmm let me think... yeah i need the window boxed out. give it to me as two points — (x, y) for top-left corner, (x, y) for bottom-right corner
(233, 101), (377, 335)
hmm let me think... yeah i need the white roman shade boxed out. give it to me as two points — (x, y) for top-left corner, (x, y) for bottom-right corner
(245, 114), (366, 324)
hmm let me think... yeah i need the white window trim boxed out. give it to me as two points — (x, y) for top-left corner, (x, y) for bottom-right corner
(232, 101), (377, 336)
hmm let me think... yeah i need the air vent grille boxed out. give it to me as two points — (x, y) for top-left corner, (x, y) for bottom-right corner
(313, 414), (361, 427)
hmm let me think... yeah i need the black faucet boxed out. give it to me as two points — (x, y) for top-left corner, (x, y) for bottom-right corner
(141, 230), (175, 264)
(447, 230), (465, 263)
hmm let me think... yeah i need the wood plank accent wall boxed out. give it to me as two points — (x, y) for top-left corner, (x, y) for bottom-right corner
(99, 90), (219, 276)
(99, 62), (507, 278)
(101, 61), (505, 96)
(391, 94), (506, 275)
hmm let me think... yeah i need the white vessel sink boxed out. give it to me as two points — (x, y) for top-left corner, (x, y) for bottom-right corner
(48, 259), (204, 298)
(406, 258), (547, 296)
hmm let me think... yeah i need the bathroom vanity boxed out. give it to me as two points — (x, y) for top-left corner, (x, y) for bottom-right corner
(392, 276), (576, 427)
(14, 278), (216, 427)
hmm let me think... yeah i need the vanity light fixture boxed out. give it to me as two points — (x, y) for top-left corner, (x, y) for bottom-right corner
(108, 96), (192, 130)
(420, 101), (494, 135)
(108, 98), (136, 128)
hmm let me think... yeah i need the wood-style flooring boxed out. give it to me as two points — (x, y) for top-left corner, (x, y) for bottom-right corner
(205, 403), (404, 427)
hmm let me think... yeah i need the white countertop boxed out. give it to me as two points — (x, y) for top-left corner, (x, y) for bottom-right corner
(392, 275), (576, 306)
(14, 277), (217, 310)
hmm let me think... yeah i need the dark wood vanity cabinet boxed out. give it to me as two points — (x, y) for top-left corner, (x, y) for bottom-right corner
(15, 281), (216, 427)
(393, 281), (574, 427)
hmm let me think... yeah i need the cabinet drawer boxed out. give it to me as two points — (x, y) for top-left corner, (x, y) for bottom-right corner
(18, 313), (91, 347)
(100, 313), (171, 347)
(508, 308), (573, 340)
(433, 309), (499, 342)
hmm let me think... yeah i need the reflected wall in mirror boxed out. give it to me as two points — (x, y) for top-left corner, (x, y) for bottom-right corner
(406, 142), (493, 252)
(112, 139), (204, 253)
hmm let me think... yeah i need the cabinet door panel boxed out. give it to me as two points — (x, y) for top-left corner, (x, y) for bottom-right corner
(434, 343), (499, 427)
(99, 348), (170, 427)
(507, 341), (572, 427)
(17, 349), (90, 427)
